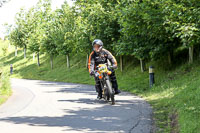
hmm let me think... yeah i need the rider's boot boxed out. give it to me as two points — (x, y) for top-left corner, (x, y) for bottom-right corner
(95, 83), (102, 99)
(114, 88), (121, 94)
(97, 91), (102, 99)
(112, 80), (121, 94)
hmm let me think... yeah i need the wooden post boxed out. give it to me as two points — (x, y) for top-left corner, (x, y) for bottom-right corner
(24, 47), (26, 59)
(15, 46), (17, 56)
(168, 52), (172, 65)
(86, 54), (89, 69)
(37, 53), (40, 66)
(189, 46), (194, 64)
(50, 55), (53, 69)
(33, 53), (35, 61)
(120, 56), (123, 72)
(140, 59), (144, 73)
(198, 45), (200, 59)
(66, 54), (70, 68)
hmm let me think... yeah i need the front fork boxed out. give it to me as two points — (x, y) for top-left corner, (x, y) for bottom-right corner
(99, 74), (108, 96)
(99, 74), (113, 96)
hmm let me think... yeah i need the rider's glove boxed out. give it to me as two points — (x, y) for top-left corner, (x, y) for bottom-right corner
(90, 71), (95, 76)
(112, 64), (117, 69)
(108, 65), (117, 70)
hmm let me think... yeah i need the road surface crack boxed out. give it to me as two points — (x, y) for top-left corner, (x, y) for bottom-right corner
(129, 119), (141, 133)
(129, 110), (142, 133)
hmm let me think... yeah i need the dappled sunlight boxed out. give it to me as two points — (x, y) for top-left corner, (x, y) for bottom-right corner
(0, 79), (153, 132)
(146, 85), (187, 101)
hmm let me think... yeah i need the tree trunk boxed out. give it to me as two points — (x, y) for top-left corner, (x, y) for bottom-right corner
(33, 53), (35, 61)
(140, 59), (146, 72)
(66, 54), (70, 68)
(144, 61), (146, 71)
(37, 53), (40, 67)
(199, 45), (200, 59)
(189, 46), (194, 64)
(24, 47), (26, 59)
(86, 54), (89, 69)
(168, 52), (172, 65)
(50, 55), (53, 69)
(15, 46), (17, 56)
(120, 56), (123, 72)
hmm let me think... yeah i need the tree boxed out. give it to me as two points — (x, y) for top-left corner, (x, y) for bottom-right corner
(162, 0), (200, 64)
(39, 0), (58, 69)
(74, 0), (120, 68)
(10, 8), (29, 59)
(52, 3), (77, 68)
(116, 0), (165, 71)
(27, 1), (48, 66)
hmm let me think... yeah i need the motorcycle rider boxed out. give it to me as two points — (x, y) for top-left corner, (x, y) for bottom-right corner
(88, 39), (121, 99)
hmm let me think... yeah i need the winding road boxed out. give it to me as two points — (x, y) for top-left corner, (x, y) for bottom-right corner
(0, 78), (153, 133)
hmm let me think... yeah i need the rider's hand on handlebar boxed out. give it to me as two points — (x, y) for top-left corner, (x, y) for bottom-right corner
(108, 65), (117, 70)
(108, 66), (113, 70)
(90, 71), (95, 76)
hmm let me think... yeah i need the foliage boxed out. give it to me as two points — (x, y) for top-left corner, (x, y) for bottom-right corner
(8, 0), (200, 62)
(5, 1), (200, 131)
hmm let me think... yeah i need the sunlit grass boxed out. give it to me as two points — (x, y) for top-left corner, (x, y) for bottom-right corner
(0, 40), (12, 105)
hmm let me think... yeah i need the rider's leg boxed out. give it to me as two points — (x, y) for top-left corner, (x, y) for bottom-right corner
(95, 77), (102, 99)
(110, 70), (121, 94)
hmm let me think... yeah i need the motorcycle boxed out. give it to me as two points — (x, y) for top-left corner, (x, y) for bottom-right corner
(95, 64), (115, 105)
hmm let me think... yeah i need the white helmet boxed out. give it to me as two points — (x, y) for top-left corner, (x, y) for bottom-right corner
(92, 39), (103, 53)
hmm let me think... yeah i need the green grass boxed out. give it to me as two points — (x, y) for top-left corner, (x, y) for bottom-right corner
(0, 40), (12, 105)
(0, 71), (12, 105)
(1, 41), (200, 132)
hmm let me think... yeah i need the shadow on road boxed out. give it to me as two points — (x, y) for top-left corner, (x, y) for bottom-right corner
(0, 80), (152, 132)
(37, 80), (97, 96)
(0, 98), (150, 132)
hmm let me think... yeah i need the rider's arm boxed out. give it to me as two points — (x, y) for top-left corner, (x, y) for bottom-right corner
(88, 51), (95, 73)
(103, 49), (118, 69)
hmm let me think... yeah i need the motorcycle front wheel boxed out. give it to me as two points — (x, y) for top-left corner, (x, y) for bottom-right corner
(105, 79), (115, 105)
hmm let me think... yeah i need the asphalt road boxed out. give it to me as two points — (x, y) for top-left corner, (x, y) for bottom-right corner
(0, 78), (153, 133)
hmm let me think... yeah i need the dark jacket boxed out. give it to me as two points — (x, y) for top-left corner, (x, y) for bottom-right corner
(88, 48), (117, 73)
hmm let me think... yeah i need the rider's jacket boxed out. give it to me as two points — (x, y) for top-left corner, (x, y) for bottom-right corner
(88, 48), (117, 73)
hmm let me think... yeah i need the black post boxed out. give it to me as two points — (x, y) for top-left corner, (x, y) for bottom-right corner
(149, 66), (155, 87)
(10, 64), (13, 74)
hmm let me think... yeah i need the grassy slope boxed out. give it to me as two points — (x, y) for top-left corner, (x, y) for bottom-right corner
(0, 72), (12, 105)
(0, 40), (12, 105)
(1, 43), (200, 132)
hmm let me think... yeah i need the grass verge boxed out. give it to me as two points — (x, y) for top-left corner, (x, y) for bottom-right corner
(0, 70), (12, 105)
(0, 40), (12, 105)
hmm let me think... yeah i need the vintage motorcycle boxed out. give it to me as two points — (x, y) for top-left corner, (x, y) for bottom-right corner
(95, 64), (115, 105)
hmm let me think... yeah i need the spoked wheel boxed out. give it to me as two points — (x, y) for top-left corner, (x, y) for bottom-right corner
(106, 95), (110, 101)
(110, 93), (115, 105)
(106, 79), (115, 105)
(104, 88), (110, 101)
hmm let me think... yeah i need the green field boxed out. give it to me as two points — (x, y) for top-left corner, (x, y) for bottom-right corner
(1, 40), (200, 132)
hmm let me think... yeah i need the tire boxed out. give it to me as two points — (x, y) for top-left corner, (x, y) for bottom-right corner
(106, 93), (110, 101)
(105, 79), (115, 105)
(103, 87), (110, 101)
